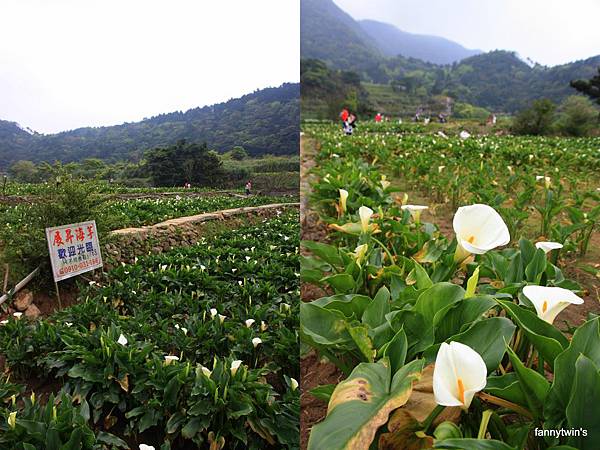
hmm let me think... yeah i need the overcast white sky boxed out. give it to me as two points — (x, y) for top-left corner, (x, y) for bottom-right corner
(335, 0), (600, 67)
(0, 0), (299, 134)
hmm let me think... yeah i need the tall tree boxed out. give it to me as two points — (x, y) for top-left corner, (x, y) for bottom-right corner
(146, 140), (223, 187)
(570, 67), (600, 105)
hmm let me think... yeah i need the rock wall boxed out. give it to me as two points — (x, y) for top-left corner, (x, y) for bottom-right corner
(102, 203), (299, 269)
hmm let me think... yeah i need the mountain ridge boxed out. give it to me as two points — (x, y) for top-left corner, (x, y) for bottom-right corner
(359, 19), (481, 65)
(0, 83), (299, 170)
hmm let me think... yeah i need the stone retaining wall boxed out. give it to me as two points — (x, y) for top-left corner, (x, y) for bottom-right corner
(102, 203), (299, 269)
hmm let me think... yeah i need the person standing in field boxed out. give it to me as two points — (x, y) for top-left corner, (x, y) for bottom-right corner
(340, 108), (349, 130)
(375, 112), (382, 123)
(245, 180), (252, 195)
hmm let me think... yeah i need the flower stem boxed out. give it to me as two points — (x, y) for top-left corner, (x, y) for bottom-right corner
(477, 409), (493, 439)
(421, 404), (445, 433)
(370, 236), (395, 263)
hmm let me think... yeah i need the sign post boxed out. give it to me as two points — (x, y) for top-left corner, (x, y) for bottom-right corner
(45, 220), (103, 307)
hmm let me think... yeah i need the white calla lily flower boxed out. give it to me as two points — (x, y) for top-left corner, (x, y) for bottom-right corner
(453, 204), (510, 261)
(535, 241), (563, 254)
(433, 341), (487, 410)
(13, 312), (23, 319)
(339, 189), (348, 214)
(231, 360), (243, 376)
(210, 308), (218, 319)
(139, 445), (155, 450)
(117, 334), (128, 346)
(523, 285), (584, 324)
(401, 204), (428, 223)
(8, 411), (17, 429)
(252, 337), (262, 348)
(290, 378), (299, 391)
(351, 244), (369, 265)
(164, 355), (180, 365)
(358, 206), (374, 233)
(218, 314), (226, 324)
(1, 320), (9, 325)
(199, 365), (212, 378)
(536, 175), (552, 189)
(245, 319), (255, 328)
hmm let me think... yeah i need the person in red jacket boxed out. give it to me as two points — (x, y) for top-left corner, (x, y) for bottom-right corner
(375, 112), (382, 123)
(340, 108), (349, 129)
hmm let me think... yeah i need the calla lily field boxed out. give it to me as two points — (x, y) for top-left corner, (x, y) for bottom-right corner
(0, 198), (300, 449)
(300, 122), (600, 450)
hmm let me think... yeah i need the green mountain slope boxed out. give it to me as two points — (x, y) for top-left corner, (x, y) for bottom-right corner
(0, 83), (299, 170)
(359, 19), (480, 64)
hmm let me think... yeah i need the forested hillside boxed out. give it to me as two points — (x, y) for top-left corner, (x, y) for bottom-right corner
(300, 0), (600, 117)
(0, 83), (299, 169)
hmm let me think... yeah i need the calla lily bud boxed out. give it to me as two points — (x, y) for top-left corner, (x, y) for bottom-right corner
(358, 206), (374, 234)
(433, 341), (487, 410)
(339, 189), (348, 214)
(523, 285), (583, 324)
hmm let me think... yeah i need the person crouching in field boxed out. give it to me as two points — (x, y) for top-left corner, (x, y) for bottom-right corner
(245, 180), (252, 195)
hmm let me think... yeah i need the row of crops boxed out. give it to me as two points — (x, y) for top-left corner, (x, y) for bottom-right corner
(304, 123), (599, 256)
(300, 124), (600, 449)
(0, 193), (297, 232)
(0, 209), (300, 449)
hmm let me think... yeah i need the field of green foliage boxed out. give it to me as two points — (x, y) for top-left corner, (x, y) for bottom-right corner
(300, 122), (600, 449)
(1, 205), (300, 449)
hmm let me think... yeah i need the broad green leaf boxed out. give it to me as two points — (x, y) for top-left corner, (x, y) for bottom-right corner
(321, 273), (356, 294)
(434, 438), (516, 449)
(435, 295), (496, 343)
(96, 432), (129, 448)
(565, 355), (600, 450)
(546, 317), (600, 428)
(506, 346), (550, 419)
(302, 240), (344, 267)
(484, 373), (527, 407)
(426, 317), (515, 373)
(525, 249), (547, 282)
(386, 310), (434, 359)
(497, 300), (568, 366)
(362, 286), (391, 329)
(310, 384), (336, 402)
(412, 260), (433, 290)
(307, 359), (424, 450)
(300, 303), (351, 345)
(348, 324), (375, 362)
(312, 294), (371, 320)
(382, 328), (408, 374)
(415, 283), (465, 327)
